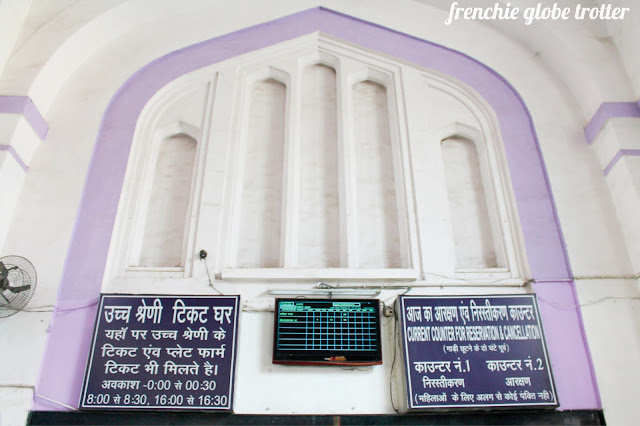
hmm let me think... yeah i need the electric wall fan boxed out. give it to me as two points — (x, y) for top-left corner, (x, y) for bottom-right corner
(0, 255), (37, 318)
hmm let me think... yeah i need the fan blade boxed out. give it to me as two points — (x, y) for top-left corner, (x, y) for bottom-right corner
(6, 285), (30, 294)
(0, 262), (7, 277)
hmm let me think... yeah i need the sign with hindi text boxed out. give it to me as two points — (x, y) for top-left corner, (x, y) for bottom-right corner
(80, 295), (239, 411)
(399, 295), (557, 410)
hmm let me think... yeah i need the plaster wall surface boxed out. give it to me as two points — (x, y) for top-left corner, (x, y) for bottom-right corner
(602, 0), (640, 98)
(0, 1), (638, 424)
(0, 0), (31, 77)
(575, 278), (640, 426)
(0, 388), (32, 426)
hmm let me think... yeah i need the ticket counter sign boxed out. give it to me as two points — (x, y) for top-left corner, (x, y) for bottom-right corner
(399, 295), (557, 410)
(80, 295), (239, 411)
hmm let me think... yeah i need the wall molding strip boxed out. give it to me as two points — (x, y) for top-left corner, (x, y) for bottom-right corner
(603, 149), (640, 176)
(0, 144), (29, 172)
(0, 95), (49, 140)
(584, 101), (640, 144)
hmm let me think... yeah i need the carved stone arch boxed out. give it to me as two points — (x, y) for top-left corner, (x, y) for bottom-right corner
(438, 121), (483, 144)
(245, 66), (290, 88)
(349, 67), (392, 88)
(153, 121), (201, 143)
(440, 124), (501, 270)
(298, 50), (340, 71)
(106, 73), (210, 280)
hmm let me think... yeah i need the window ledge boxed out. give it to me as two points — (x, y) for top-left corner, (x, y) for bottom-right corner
(421, 276), (524, 287)
(220, 268), (419, 281)
(123, 266), (185, 279)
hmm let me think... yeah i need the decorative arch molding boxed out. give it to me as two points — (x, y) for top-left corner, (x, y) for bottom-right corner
(438, 121), (483, 144)
(34, 7), (598, 412)
(154, 121), (200, 143)
(3, 1), (625, 122)
(245, 66), (291, 88)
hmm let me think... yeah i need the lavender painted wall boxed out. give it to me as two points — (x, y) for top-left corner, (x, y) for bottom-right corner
(603, 149), (640, 176)
(0, 144), (29, 171)
(33, 8), (599, 411)
(0, 95), (48, 171)
(584, 101), (640, 144)
(0, 95), (49, 140)
(584, 100), (640, 176)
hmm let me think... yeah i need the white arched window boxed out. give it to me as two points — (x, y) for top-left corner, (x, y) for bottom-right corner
(104, 34), (526, 291)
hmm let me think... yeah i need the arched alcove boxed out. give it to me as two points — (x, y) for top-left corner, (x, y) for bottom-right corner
(299, 64), (339, 268)
(236, 78), (287, 268)
(139, 133), (197, 267)
(352, 80), (401, 268)
(442, 135), (497, 269)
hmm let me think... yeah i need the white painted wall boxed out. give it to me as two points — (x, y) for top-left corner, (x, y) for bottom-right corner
(601, 0), (640, 98)
(0, 0), (32, 78)
(575, 278), (640, 426)
(0, 1), (639, 424)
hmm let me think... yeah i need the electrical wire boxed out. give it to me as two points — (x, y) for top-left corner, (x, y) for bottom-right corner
(33, 393), (77, 410)
(383, 287), (412, 306)
(388, 304), (400, 413)
(201, 256), (223, 295)
(528, 276), (640, 310)
(20, 298), (100, 314)
(538, 294), (640, 311)
(242, 302), (274, 313)
(0, 383), (34, 388)
(580, 296), (640, 307)
(422, 271), (530, 286)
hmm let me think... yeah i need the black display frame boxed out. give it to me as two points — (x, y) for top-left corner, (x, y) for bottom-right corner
(272, 298), (383, 366)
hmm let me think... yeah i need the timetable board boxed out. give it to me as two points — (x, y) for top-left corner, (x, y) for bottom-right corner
(80, 294), (239, 411)
(399, 295), (558, 410)
(273, 299), (382, 365)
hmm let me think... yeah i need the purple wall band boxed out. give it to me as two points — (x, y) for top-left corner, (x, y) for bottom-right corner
(603, 149), (640, 176)
(0, 95), (49, 139)
(584, 100), (640, 175)
(0, 95), (48, 171)
(584, 101), (640, 144)
(0, 144), (29, 172)
(33, 7), (599, 412)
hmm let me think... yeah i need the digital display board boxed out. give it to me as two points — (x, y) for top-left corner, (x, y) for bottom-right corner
(399, 295), (558, 410)
(80, 295), (239, 411)
(273, 299), (382, 365)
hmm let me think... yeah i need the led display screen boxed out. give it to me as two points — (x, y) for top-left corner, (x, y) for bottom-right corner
(273, 298), (382, 365)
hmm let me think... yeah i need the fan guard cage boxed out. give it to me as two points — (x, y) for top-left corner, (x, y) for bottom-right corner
(0, 255), (37, 318)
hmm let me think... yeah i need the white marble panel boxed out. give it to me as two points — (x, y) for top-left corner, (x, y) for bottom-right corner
(236, 79), (285, 268)
(298, 64), (339, 268)
(139, 134), (196, 267)
(353, 81), (401, 268)
(442, 136), (497, 269)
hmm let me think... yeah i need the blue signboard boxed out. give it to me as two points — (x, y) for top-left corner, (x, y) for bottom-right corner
(399, 295), (557, 410)
(80, 295), (239, 411)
